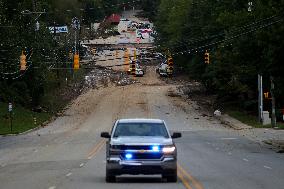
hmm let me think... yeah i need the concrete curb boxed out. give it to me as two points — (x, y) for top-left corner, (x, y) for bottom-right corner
(263, 140), (284, 152)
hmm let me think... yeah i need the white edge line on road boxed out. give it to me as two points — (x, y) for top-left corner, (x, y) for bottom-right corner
(243, 158), (249, 162)
(264, 166), (272, 170)
(66, 172), (72, 177)
(1, 163), (7, 167)
(220, 138), (237, 140)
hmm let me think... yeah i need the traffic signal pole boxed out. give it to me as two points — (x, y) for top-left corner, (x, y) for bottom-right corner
(270, 76), (276, 127)
(74, 28), (77, 54)
(53, 21), (59, 78)
(258, 74), (263, 123)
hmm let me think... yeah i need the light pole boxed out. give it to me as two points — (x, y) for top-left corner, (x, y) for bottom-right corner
(53, 21), (59, 78)
(35, 21), (40, 31)
(258, 74), (263, 123)
(72, 17), (80, 54)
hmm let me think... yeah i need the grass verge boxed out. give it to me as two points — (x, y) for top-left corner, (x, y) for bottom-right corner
(0, 102), (52, 135)
(0, 69), (87, 135)
(227, 110), (284, 129)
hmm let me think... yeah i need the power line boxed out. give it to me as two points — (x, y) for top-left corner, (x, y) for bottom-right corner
(172, 17), (284, 56)
(1, 16), (282, 77)
(2, 0), (144, 13)
(0, 62), (33, 80)
(159, 14), (283, 51)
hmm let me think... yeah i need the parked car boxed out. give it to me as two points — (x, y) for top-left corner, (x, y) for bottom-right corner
(156, 61), (168, 77)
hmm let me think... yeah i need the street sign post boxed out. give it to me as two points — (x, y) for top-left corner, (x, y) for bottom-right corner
(8, 103), (13, 132)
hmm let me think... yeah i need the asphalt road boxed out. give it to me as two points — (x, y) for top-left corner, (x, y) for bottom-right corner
(0, 67), (283, 189)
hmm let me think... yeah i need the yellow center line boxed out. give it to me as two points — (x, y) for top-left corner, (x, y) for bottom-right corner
(178, 170), (193, 189)
(178, 163), (204, 189)
(87, 139), (105, 159)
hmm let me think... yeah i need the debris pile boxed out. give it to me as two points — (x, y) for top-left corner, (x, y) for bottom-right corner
(83, 66), (137, 91)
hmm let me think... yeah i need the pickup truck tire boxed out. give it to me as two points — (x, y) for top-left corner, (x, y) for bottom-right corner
(106, 169), (116, 183)
(163, 169), (177, 182)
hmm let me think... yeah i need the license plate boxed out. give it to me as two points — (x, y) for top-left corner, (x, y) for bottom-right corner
(120, 161), (142, 166)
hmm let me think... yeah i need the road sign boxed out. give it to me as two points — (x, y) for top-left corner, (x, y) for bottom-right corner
(8, 103), (12, 112)
(49, 26), (68, 33)
(72, 17), (80, 30)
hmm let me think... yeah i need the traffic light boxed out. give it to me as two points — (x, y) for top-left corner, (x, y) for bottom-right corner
(167, 56), (174, 75)
(205, 50), (210, 64)
(73, 53), (79, 70)
(130, 60), (136, 75)
(20, 51), (27, 71)
(124, 49), (130, 72)
(264, 92), (269, 99)
(134, 49), (137, 62)
(69, 51), (73, 60)
(92, 48), (96, 54)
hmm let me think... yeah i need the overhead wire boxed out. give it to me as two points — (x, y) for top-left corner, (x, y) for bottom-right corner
(2, 0), (144, 13)
(3, 13), (278, 74)
(172, 16), (284, 56)
(0, 0), (151, 80)
(2, 15), (283, 75)
(159, 13), (283, 52)
(1, 1), (283, 78)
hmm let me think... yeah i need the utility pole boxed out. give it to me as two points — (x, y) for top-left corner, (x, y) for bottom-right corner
(258, 74), (263, 123)
(74, 28), (77, 53)
(53, 21), (59, 78)
(270, 76), (276, 127)
(32, 0), (37, 12)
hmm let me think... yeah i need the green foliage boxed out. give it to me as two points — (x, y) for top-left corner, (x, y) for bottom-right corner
(0, 0), (118, 110)
(139, 0), (160, 21)
(0, 102), (51, 135)
(154, 0), (284, 113)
